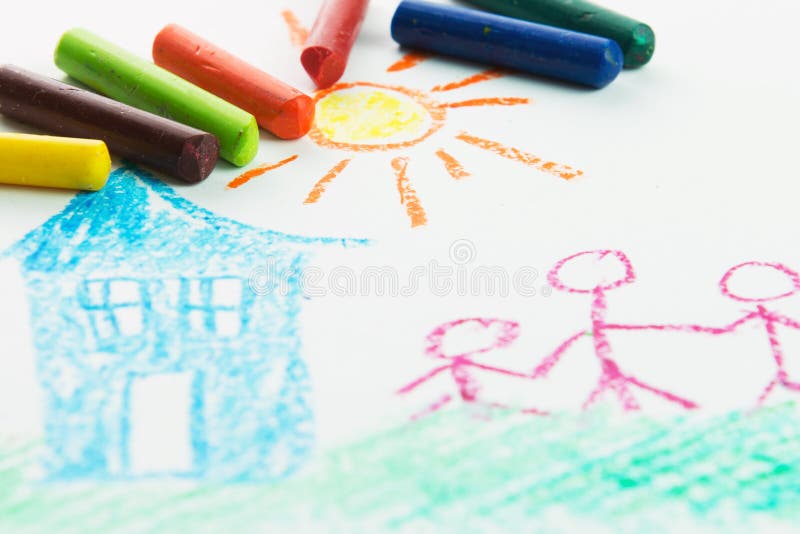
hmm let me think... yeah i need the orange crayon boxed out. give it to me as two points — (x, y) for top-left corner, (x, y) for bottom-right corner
(153, 24), (314, 140)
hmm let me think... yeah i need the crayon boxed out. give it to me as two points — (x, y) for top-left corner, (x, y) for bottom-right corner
(54, 28), (258, 166)
(302, 0), (370, 89)
(0, 133), (110, 191)
(0, 65), (219, 184)
(463, 0), (655, 68)
(391, 0), (623, 89)
(153, 24), (314, 140)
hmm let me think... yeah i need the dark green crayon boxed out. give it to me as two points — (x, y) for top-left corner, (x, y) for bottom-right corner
(463, 0), (655, 68)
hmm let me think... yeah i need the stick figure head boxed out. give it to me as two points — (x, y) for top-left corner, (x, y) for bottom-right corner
(720, 262), (800, 302)
(548, 250), (636, 294)
(426, 318), (520, 360)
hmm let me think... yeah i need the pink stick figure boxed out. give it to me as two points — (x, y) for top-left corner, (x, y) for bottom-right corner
(398, 318), (545, 418)
(534, 250), (698, 411)
(604, 261), (800, 406)
(714, 262), (800, 404)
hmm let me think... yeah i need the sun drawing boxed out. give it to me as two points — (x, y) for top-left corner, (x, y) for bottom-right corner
(227, 10), (584, 228)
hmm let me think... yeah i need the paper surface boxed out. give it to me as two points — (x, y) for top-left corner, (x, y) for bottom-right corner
(1, 0), (799, 531)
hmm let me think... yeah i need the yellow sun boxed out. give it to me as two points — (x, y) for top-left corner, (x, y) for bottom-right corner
(309, 82), (446, 152)
(314, 86), (431, 145)
(227, 11), (584, 229)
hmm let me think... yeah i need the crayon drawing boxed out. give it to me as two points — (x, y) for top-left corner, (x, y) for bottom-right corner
(536, 250), (699, 411)
(1, 405), (799, 532)
(2, 167), (366, 481)
(397, 318), (546, 417)
(607, 260), (800, 406)
(400, 251), (800, 416)
(227, 10), (583, 228)
(0, 1), (798, 532)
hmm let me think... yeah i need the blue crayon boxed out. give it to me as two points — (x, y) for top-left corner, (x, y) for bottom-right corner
(390, 0), (623, 89)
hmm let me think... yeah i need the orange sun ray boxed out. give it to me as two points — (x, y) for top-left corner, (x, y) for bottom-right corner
(387, 52), (430, 72)
(392, 156), (428, 227)
(435, 149), (471, 180)
(456, 132), (583, 180)
(281, 10), (309, 46)
(431, 69), (504, 92)
(443, 97), (530, 109)
(227, 155), (300, 189)
(304, 158), (352, 204)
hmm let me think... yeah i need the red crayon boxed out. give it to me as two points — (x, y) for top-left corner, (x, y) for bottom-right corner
(302, 0), (370, 89)
(153, 24), (314, 140)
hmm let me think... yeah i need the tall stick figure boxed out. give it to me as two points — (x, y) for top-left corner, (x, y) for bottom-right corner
(398, 318), (543, 418)
(534, 250), (698, 411)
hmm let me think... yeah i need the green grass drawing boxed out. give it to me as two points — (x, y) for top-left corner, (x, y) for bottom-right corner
(1, 405), (799, 533)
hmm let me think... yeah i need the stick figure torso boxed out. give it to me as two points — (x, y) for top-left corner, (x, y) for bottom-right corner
(715, 262), (800, 404)
(535, 250), (698, 411)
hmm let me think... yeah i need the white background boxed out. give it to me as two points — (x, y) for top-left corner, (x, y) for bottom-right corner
(1, 0), (799, 452)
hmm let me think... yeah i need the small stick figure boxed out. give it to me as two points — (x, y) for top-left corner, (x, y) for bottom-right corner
(398, 318), (544, 418)
(534, 250), (698, 411)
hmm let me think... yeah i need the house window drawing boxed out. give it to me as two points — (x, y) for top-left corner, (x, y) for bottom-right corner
(79, 278), (149, 344)
(2, 166), (366, 482)
(181, 277), (251, 338)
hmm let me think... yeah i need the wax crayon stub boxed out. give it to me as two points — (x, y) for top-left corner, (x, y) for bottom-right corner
(152, 24), (315, 140)
(463, 0), (655, 68)
(391, 0), (623, 88)
(272, 95), (316, 140)
(302, 0), (370, 89)
(301, 47), (347, 90)
(627, 24), (656, 68)
(178, 135), (220, 183)
(0, 133), (110, 191)
(229, 116), (259, 166)
(0, 65), (219, 183)
(54, 28), (258, 166)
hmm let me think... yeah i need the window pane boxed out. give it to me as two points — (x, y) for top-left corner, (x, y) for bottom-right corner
(215, 310), (241, 337)
(162, 279), (181, 308)
(187, 279), (204, 307)
(109, 280), (142, 305)
(188, 310), (206, 333)
(91, 311), (116, 339)
(114, 307), (144, 336)
(85, 280), (105, 307)
(212, 278), (242, 308)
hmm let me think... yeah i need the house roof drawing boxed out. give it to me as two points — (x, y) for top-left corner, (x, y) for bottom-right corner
(2, 165), (368, 275)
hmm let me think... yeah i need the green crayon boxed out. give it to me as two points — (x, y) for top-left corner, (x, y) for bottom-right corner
(463, 0), (655, 68)
(55, 28), (258, 166)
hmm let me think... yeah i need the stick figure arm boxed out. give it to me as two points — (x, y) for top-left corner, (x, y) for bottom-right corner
(604, 313), (758, 335)
(532, 330), (588, 378)
(774, 314), (800, 330)
(466, 361), (532, 379)
(397, 364), (452, 395)
(700, 313), (759, 333)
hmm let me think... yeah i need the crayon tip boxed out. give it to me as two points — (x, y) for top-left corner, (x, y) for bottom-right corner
(301, 46), (345, 89)
(593, 41), (624, 88)
(624, 24), (656, 68)
(270, 95), (316, 140)
(178, 134), (220, 183)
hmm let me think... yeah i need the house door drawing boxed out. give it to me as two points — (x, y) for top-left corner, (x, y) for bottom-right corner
(123, 372), (205, 476)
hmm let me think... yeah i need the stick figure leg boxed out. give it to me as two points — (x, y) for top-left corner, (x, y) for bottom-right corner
(410, 394), (453, 421)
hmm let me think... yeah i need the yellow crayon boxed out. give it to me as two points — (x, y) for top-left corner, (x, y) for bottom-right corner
(0, 133), (111, 191)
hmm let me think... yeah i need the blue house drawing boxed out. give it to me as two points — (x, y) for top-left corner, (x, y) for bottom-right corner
(2, 166), (366, 482)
